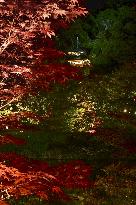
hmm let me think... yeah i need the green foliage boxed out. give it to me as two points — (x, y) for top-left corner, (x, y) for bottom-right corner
(82, 63), (136, 126)
(0, 79), (99, 159)
(55, 5), (136, 73)
(1, 62), (136, 204)
(104, 0), (134, 9)
(89, 6), (136, 72)
(55, 18), (91, 51)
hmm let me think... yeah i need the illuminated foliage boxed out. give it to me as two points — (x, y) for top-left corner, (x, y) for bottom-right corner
(0, 0), (87, 110)
(0, 1), (91, 204)
(0, 153), (92, 203)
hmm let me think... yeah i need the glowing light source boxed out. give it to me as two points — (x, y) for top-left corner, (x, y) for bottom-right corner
(123, 109), (127, 113)
(67, 51), (84, 56)
(67, 59), (91, 67)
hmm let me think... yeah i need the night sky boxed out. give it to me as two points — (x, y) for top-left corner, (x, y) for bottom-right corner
(86, 0), (106, 9)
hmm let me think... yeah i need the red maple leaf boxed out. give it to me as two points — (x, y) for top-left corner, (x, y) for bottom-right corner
(0, 153), (93, 201)
(0, 135), (26, 145)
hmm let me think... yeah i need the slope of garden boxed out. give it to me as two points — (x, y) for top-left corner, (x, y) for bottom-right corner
(0, 0), (136, 204)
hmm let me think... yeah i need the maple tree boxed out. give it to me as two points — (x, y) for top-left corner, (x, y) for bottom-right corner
(0, 0), (87, 110)
(0, 0), (91, 204)
(0, 0), (87, 133)
(0, 153), (92, 204)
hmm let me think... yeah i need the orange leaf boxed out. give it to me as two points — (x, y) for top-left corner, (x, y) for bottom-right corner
(36, 191), (48, 200)
(0, 200), (10, 205)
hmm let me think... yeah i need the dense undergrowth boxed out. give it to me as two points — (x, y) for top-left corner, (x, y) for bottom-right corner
(0, 62), (136, 204)
(1, 0), (136, 204)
